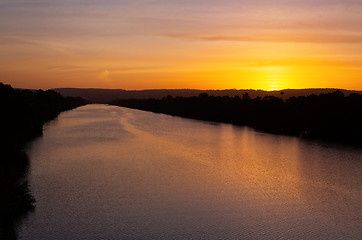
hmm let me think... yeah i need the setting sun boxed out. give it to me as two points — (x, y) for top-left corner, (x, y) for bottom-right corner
(253, 66), (288, 91)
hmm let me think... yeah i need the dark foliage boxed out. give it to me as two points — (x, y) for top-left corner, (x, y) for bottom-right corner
(0, 82), (88, 239)
(111, 90), (362, 145)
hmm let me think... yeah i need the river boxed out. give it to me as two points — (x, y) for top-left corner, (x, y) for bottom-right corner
(19, 104), (362, 239)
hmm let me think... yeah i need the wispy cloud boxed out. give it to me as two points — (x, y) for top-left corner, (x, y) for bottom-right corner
(164, 32), (362, 44)
(47, 65), (98, 73)
(48, 65), (170, 73)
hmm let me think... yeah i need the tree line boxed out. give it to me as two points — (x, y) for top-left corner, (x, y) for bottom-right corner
(111, 91), (362, 145)
(0, 82), (88, 239)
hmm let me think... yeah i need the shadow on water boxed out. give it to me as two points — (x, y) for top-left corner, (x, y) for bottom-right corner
(0, 147), (35, 240)
(0, 82), (88, 239)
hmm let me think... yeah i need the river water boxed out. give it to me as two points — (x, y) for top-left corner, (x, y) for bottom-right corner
(19, 104), (362, 239)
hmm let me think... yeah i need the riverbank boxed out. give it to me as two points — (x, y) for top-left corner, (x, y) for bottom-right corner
(111, 91), (362, 146)
(0, 83), (88, 239)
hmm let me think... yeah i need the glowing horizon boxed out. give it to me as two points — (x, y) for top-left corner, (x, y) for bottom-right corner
(1, 0), (361, 91)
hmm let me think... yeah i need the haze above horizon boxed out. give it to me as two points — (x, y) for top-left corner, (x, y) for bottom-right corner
(1, 0), (361, 91)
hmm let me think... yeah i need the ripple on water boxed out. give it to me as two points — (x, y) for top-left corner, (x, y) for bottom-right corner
(19, 105), (362, 240)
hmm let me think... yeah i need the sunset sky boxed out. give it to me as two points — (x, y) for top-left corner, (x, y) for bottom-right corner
(1, 0), (361, 90)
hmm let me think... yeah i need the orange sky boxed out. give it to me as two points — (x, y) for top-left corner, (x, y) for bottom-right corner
(1, 0), (361, 90)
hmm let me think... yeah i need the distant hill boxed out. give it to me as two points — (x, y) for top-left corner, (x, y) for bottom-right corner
(53, 88), (362, 103)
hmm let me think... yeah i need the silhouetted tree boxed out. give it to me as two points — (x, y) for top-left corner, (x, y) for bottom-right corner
(0, 82), (88, 239)
(199, 93), (208, 98)
(111, 89), (362, 145)
(242, 93), (250, 101)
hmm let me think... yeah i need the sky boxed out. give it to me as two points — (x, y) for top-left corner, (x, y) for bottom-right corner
(1, 0), (362, 90)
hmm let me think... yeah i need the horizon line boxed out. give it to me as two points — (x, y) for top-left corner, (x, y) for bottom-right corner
(49, 87), (362, 92)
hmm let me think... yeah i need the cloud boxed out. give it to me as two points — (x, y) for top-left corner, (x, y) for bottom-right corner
(110, 66), (170, 73)
(243, 58), (362, 68)
(98, 70), (112, 84)
(99, 70), (110, 78)
(164, 32), (362, 44)
(47, 65), (170, 73)
(48, 65), (98, 73)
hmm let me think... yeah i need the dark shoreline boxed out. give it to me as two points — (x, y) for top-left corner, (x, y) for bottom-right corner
(0, 83), (88, 239)
(110, 91), (362, 146)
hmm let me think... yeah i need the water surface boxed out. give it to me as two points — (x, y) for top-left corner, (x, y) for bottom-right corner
(19, 104), (362, 239)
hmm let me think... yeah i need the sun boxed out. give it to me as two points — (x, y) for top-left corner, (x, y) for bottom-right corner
(269, 87), (280, 91)
(259, 66), (288, 91)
